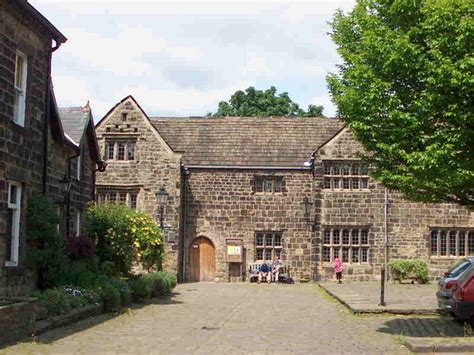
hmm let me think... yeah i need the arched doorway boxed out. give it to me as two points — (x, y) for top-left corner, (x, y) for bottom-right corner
(188, 236), (216, 282)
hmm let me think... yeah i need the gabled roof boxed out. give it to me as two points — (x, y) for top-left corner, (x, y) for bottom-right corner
(58, 106), (91, 145)
(58, 104), (101, 162)
(151, 117), (344, 167)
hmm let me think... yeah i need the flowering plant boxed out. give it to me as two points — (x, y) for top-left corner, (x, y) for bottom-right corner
(86, 203), (164, 275)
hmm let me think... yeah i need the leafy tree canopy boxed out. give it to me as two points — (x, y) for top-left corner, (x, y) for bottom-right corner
(327, 0), (473, 207)
(209, 86), (324, 117)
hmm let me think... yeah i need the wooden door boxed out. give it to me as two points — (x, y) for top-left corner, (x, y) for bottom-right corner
(188, 237), (215, 282)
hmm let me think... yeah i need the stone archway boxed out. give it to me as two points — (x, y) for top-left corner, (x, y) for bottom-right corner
(188, 236), (216, 282)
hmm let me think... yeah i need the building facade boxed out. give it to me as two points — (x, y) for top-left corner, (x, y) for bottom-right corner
(96, 96), (473, 282)
(0, 0), (102, 295)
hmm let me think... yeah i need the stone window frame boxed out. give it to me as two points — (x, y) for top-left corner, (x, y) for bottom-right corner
(105, 139), (137, 162)
(430, 228), (474, 258)
(6, 181), (22, 266)
(253, 175), (285, 194)
(255, 231), (283, 261)
(13, 50), (28, 127)
(321, 226), (371, 265)
(97, 189), (140, 210)
(322, 160), (369, 191)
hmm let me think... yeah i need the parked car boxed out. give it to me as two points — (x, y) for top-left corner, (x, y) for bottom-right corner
(437, 257), (474, 312)
(452, 266), (474, 325)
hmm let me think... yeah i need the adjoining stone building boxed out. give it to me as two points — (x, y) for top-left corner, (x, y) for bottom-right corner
(96, 95), (473, 282)
(0, 0), (102, 295)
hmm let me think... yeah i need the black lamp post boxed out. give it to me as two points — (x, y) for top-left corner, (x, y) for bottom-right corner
(59, 175), (72, 237)
(155, 186), (169, 228)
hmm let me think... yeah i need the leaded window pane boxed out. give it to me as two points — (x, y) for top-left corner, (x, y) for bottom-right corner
(431, 230), (438, 254)
(333, 229), (340, 245)
(352, 248), (360, 263)
(440, 231), (447, 256)
(449, 231), (457, 256)
(323, 230), (331, 244)
(469, 232), (474, 255)
(322, 247), (331, 262)
(118, 143), (125, 160)
(342, 248), (349, 263)
(361, 230), (369, 245)
(351, 230), (359, 244)
(342, 230), (350, 245)
(459, 232), (466, 256)
(361, 248), (369, 262)
(127, 143), (135, 160)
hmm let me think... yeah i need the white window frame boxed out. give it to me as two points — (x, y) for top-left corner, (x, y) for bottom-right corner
(76, 153), (82, 181)
(75, 210), (82, 237)
(13, 50), (27, 127)
(6, 181), (22, 266)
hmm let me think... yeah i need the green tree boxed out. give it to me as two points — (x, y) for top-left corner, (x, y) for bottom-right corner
(210, 86), (325, 117)
(327, 0), (473, 207)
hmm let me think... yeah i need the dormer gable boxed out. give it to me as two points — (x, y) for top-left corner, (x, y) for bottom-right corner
(95, 95), (174, 155)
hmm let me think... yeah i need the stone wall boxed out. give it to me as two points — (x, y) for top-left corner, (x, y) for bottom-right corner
(313, 128), (473, 281)
(184, 168), (313, 282)
(95, 97), (182, 276)
(0, 3), (50, 295)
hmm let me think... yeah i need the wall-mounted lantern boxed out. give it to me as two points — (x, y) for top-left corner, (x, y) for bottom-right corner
(155, 186), (169, 228)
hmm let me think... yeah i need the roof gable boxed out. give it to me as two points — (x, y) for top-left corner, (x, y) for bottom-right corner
(96, 95), (174, 154)
(151, 117), (344, 167)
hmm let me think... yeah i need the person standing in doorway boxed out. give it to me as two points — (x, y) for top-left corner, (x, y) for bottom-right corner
(334, 256), (343, 284)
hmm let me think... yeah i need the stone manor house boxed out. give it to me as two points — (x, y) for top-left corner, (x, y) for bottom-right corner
(96, 96), (473, 282)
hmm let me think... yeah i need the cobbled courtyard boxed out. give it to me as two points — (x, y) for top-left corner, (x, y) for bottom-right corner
(2, 283), (410, 354)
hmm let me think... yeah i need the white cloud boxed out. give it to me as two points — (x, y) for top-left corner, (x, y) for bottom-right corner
(51, 75), (111, 121)
(113, 80), (254, 117)
(31, 0), (356, 121)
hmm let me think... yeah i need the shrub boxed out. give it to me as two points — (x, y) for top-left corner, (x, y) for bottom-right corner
(86, 203), (165, 276)
(389, 259), (430, 284)
(66, 236), (96, 260)
(35, 287), (96, 316)
(155, 271), (177, 295)
(99, 282), (122, 312)
(140, 271), (177, 296)
(26, 196), (66, 289)
(55, 259), (100, 288)
(128, 275), (153, 301)
(102, 277), (132, 306)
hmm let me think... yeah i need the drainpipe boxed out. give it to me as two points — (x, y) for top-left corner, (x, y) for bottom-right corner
(384, 188), (389, 279)
(92, 161), (107, 201)
(42, 40), (62, 194)
(180, 166), (189, 282)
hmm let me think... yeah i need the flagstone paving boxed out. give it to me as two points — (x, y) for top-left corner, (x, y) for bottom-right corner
(2, 283), (409, 354)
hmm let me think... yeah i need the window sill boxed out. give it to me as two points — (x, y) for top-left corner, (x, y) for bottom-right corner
(430, 256), (469, 260)
(252, 192), (286, 196)
(4, 264), (27, 276)
(322, 189), (370, 192)
(104, 160), (138, 164)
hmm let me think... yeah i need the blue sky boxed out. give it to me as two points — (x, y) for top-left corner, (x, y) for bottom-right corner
(31, 0), (355, 121)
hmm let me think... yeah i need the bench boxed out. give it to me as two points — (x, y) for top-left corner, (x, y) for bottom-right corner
(248, 262), (290, 283)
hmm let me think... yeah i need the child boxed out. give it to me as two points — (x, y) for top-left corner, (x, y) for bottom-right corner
(334, 256), (343, 284)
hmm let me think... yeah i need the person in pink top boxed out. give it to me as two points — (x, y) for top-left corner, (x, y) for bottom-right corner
(334, 257), (343, 284)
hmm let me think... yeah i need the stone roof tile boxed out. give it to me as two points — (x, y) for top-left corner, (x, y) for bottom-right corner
(150, 117), (344, 167)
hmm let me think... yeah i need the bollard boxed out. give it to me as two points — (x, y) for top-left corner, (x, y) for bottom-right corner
(379, 266), (386, 306)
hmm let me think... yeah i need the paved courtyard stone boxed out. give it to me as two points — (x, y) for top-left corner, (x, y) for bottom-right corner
(2, 283), (408, 354)
(320, 281), (438, 314)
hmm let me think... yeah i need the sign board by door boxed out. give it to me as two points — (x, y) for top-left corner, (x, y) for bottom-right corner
(226, 239), (243, 263)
